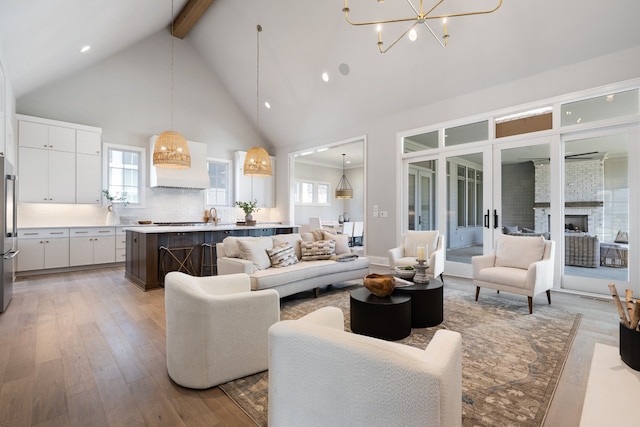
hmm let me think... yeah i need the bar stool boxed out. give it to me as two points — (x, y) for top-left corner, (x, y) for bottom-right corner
(200, 242), (216, 276)
(159, 245), (196, 278)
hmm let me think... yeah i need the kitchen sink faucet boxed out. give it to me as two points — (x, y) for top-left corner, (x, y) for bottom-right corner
(209, 207), (220, 225)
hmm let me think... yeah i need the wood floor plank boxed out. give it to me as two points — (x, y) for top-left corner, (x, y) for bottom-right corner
(0, 375), (34, 426)
(3, 331), (37, 383)
(35, 319), (61, 364)
(78, 322), (117, 370)
(66, 386), (109, 427)
(92, 363), (146, 427)
(60, 333), (97, 396)
(127, 376), (186, 427)
(32, 413), (70, 427)
(32, 358), (67, 425)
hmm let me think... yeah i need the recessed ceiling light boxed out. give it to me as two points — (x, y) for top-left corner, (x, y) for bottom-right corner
(408, 29), (417, 41)
(80, 45), (91, 53)
(322, 72), (329, 82)
(316, 148), (329, 152)
(264, 101), (271, 109)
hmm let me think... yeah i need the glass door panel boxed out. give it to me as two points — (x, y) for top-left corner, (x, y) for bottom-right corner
(407, 160), (436, 231)
(562, 131), (629, 294)
(498, 143), (551, 240)
(445, 152), (486, 272)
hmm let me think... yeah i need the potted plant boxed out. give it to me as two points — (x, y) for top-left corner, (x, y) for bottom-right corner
(235, 199), (259, 225)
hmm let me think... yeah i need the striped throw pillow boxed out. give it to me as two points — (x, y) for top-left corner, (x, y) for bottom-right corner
(267, 243), (299, 268)
(301, 240), (336, 261)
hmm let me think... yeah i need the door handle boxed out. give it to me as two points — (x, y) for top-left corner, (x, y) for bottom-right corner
(484, 210), (490, 228)
(493, 209), (499, 229)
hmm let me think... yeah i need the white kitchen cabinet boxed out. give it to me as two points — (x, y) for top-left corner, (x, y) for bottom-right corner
(17, 228), (70, 271)
(115, 227), (127, 263)
(234, 151), (275, 208)
(17, 115), (102, 204)
(69, 227), (116, 266)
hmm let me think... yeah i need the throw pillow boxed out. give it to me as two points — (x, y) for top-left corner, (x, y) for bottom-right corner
(267, 243), (299, 268)
(494, 234), (545, 270)
(322, 230), (350, 255)
(222, 236), (249, 258)
(310, 228), (324, 242)
(301, 240), (336, 261)
(237, 238), (274, 270)
(272, 233), (303, 260)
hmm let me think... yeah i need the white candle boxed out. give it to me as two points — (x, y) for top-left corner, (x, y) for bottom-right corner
(416, 245), (426, 261)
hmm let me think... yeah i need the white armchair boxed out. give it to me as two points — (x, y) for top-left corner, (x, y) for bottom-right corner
(388, 230), (445, 281)
(472, 234), (555, 314)
(268, 307), (462, 427)
(164, 272), (280, 389)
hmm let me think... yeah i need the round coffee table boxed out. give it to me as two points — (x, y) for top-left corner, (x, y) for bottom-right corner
(392, 278), (443, 327)
(350, 287), (411, 341)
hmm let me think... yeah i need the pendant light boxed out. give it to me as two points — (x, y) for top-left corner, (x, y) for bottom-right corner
(335, 153), (353, 199)
(243, 24), (272, 177)
(153, 0), (191, 169)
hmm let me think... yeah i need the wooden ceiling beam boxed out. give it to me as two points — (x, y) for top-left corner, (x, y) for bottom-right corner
(172, 0), (216, 39)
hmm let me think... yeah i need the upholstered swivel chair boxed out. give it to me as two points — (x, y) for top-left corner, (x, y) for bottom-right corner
(268, 307), (462, 427)
(309, 216), (322, 230)
(388, 230), (445, 281)
(164, 272), (280, 389)
(472, 234), (555, 314)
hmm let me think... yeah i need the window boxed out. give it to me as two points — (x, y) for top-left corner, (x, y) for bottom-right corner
(295, 180), (330, 206)
(103, 143), (145, 205)
(205, 159), (232, 206)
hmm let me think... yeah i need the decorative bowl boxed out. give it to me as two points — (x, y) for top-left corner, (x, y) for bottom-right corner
(138, 220), (152, 225)
(395, 266), (416, 280)
(364, 273), (396, 297)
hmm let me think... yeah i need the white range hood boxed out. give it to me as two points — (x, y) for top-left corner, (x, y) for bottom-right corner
(149, 136), (210, 189)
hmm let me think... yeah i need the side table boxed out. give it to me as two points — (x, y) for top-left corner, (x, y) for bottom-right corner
(350, 287), (411, 341)
(393, 279), (443, 327)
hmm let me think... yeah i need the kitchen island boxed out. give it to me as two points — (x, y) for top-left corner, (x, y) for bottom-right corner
(125, 224), (298, 291)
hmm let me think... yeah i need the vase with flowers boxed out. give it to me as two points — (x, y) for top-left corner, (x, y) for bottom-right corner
(103, 189), (128, 225)
(235, 199), (260, 226)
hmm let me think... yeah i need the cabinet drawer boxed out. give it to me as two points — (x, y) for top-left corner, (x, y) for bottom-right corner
(70, 227), (115, 237)
(115, 248), (126, 262)
(116, 237), (127, 249)
(18, 228), (69, 238)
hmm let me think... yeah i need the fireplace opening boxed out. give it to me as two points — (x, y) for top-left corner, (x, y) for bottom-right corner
(565, 215), (588, 233)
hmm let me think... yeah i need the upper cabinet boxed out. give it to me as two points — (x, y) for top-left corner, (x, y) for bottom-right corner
(17, 115), (102, 204)
(234, 150), (275, 208)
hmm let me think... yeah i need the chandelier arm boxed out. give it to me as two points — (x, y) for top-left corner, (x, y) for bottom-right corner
(420, 21), (446, 48)
(344, 12), (422, 27)
(378, 21), (419, 54)
(424, 0), (503, 20)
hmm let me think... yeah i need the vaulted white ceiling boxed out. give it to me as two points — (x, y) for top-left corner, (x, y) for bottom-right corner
(2, 0), (640, 154)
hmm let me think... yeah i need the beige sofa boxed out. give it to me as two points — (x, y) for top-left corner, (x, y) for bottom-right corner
(216, 231), (370, 298)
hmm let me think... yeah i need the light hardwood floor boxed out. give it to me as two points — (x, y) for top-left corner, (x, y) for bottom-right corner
(0, 266), (619, 426)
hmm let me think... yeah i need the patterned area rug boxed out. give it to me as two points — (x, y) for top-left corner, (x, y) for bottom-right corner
(220, 284), (581, 426)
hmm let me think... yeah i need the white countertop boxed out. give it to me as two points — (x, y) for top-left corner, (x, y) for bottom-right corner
(18, 223), (298, 233)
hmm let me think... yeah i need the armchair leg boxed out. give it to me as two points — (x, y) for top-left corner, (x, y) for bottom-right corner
(528, 297), (533, 314)
(313, 287), (320, 298)
(475, 286), (480, 301)
(546, 289), (551, 305)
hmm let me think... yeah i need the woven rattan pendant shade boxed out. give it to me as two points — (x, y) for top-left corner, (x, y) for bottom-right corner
(244, 146), (272, 176)
(153, 131), (191, 169)
(153, 0), (190, 169)
(244, 24), (272, 177)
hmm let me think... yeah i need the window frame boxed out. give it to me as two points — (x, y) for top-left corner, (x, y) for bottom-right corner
(102, 143), (146, 208)
(295, 180), (331, 206)
(204, 157), (233, 207)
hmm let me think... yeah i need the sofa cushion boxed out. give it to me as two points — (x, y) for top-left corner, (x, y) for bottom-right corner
(222, 236), (255, 258)
(237, 238), (274, 270)
(267, 243), (299, 268)
(250, 257), (370, 290)
(310, 228), (324, 242)
(301, 240), (336, 261)
(503, 225), (519, 234)
(477, 266), (529, 289)
(272, 233), (303, 260)
(322, 230), (350, 255)
(403, 230), (439, 257)
(494, 234), (545, 270)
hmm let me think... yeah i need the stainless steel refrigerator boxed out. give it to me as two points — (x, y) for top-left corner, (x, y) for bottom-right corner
(1, 155), (18, 312)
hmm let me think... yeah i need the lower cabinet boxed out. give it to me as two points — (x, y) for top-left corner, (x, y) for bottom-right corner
(17, 230), (70, 271)
(70, 228), (116, 266)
